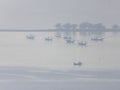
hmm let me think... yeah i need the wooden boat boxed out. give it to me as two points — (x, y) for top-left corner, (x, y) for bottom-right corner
(73, 61), (82, 66)
(26, 35), (35, 40)
(78, 41), (87, 46)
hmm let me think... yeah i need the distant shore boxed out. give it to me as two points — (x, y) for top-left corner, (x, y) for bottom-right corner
(0, 29), (120, 32)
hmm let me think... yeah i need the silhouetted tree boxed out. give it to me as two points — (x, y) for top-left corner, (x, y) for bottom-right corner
(71, 24), (78, 30)
(55, 23), (62, 30)
(112, 24), (119, 29)
(93, 23), (106, 30)
(79, 22), (93, 30)
(62, 23), (72, 30)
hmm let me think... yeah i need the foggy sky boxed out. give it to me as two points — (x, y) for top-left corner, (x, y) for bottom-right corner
(0, 0), (120, 29)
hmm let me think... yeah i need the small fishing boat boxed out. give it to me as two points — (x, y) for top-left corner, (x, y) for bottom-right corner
(73, 61), (82, 66)
(26, 35), (35, 40)
(78, 41), (87, 46)
(45, 37), (53, 41)
(66, 39), (75, 44)
(63, 36), (72, 40)
(91, 37), (104, 41)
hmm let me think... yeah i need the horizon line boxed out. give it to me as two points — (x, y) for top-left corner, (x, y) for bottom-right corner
(0, 29), (119, 32)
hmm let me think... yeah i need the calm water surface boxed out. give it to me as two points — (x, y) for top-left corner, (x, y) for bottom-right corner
(0, 31), (119, 71)
(0, 31), (120, 90)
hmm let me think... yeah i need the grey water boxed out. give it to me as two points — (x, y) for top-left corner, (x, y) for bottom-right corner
(0, 31), (120, 90)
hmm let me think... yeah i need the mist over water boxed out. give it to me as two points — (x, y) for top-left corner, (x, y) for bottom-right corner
(0, 31), (119, 71)
(0, 31), (120, 90)
(0, 0), (120, 89)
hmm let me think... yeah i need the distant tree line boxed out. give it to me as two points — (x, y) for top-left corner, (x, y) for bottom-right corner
(55, 22), (120, 31)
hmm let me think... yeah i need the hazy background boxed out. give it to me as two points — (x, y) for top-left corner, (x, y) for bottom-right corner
(0, 0), (120, 29)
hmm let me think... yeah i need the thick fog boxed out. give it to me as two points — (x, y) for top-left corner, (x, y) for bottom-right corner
(0, 0), (120, 29)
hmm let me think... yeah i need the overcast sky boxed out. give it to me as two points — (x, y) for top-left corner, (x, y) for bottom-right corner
(0, 0), (120, 29)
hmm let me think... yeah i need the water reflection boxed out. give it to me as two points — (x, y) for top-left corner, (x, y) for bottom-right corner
(0, 31), (120, 71)
(26, 34), (35, 40)
(53, 30), (106, 47)
(25, 30), (119, 48)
